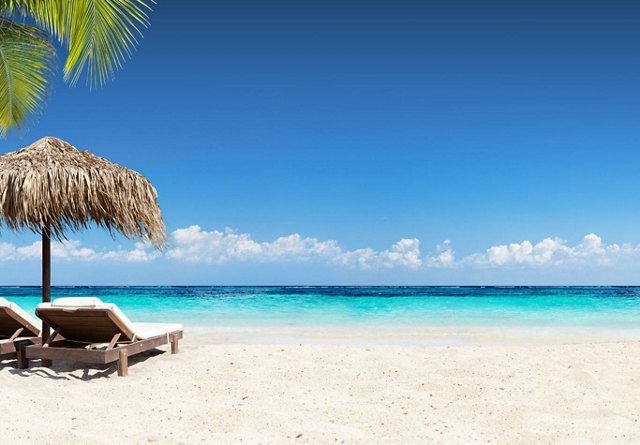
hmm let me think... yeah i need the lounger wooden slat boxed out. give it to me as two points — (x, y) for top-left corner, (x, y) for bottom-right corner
(0, 298), (42, 357)
(35, 308), (135, 343)
(0, 336), (42, 356)
(22, 298), (183, 376)
(23, 333), (182, 364)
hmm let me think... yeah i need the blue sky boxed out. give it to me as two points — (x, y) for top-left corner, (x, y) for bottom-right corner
(1, 0), (640, 285)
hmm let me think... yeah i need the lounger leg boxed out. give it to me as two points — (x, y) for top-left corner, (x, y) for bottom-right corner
(15, 340), (29, 369)
(41, 327), (60, 368)
(170, 333), (179, 354)
(118, 350), (128, 377)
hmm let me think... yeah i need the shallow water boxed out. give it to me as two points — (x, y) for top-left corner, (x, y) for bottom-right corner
(2, 286), (640, 333)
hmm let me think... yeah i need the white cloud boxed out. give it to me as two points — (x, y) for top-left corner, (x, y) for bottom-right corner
(0, 239), (158, 263)
(334, 238), (422, 270)
(426, 240), (455, 267)
(101, 242), (162, 263)
(167, 225), (341, 264)
(166, 225), (420, 269)
(0, 242), (17, 259)
(465, 233), (637, 268)
(2, 228), (640, 272)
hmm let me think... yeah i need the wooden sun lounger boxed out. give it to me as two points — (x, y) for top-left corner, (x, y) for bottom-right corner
(20, 301), (183, 376)
(0, 299), (42, 357)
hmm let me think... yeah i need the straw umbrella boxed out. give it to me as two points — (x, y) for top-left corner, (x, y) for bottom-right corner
(0, 136), (166, 343)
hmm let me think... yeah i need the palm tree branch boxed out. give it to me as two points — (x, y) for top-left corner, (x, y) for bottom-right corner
(63, 0), (153, 87)
(2, 0), (153, 87)
(0, 19), (55, 136)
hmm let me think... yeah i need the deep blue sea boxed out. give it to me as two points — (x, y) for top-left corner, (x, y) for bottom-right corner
(2, 286), (640, 332)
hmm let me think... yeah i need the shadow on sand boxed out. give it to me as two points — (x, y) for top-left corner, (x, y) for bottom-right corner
(1, 349), (166, 381)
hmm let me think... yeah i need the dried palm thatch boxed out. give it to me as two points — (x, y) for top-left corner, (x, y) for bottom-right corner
(0, 136), (166, 248)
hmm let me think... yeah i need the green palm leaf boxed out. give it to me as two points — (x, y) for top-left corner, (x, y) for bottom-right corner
(0, 0), (153, 135)
(2, 0), (152, 87)
(62, 0), (152, 87)
(1, 1), (67, 42)
(0, 19), (54, 136)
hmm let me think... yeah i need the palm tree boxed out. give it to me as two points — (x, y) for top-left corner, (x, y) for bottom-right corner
(0, 0), (154, 136)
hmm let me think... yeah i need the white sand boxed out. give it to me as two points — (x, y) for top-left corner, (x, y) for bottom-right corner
(2, 332), (640, 444)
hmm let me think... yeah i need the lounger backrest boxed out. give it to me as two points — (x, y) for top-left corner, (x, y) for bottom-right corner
(0, 298), (41, 338)
(36, 298), (137, 343)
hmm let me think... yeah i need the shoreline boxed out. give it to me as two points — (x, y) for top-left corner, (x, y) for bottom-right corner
(186, 323), (640, 347)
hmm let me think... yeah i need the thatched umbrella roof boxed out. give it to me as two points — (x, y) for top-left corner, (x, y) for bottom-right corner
(0, 136), (166, 248)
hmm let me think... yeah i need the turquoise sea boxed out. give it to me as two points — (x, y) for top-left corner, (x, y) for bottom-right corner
(2, 286), (640, 332)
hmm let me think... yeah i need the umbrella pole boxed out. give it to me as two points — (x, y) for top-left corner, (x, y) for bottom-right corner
(41, 226), (52, 367)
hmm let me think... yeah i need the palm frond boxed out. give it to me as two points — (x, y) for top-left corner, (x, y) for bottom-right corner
(62, 0), (153, 87)
(0, 0), (153, 136)
(0, 1), (27, 13)
(0, 19), (54, 136)
(1, 0), (153, 88)
(0, 1), (66, 40)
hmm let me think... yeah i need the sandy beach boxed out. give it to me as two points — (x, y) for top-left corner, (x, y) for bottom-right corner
(2, 332), (639, 444)
(1, 0), (638, 444)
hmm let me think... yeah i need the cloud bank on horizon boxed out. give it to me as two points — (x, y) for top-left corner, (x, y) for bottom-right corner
(1, 225), (638, 271)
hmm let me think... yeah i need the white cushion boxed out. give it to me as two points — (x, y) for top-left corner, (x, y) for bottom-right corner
(40, 300), (137, 336)
(51, 297), (103, 308)
(0, 297), (42, 333)
(132, 323), (183, 339)
(38, 299), (181, 340)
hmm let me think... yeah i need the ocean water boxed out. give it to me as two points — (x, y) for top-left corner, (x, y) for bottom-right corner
(2, 286), (640, 332)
